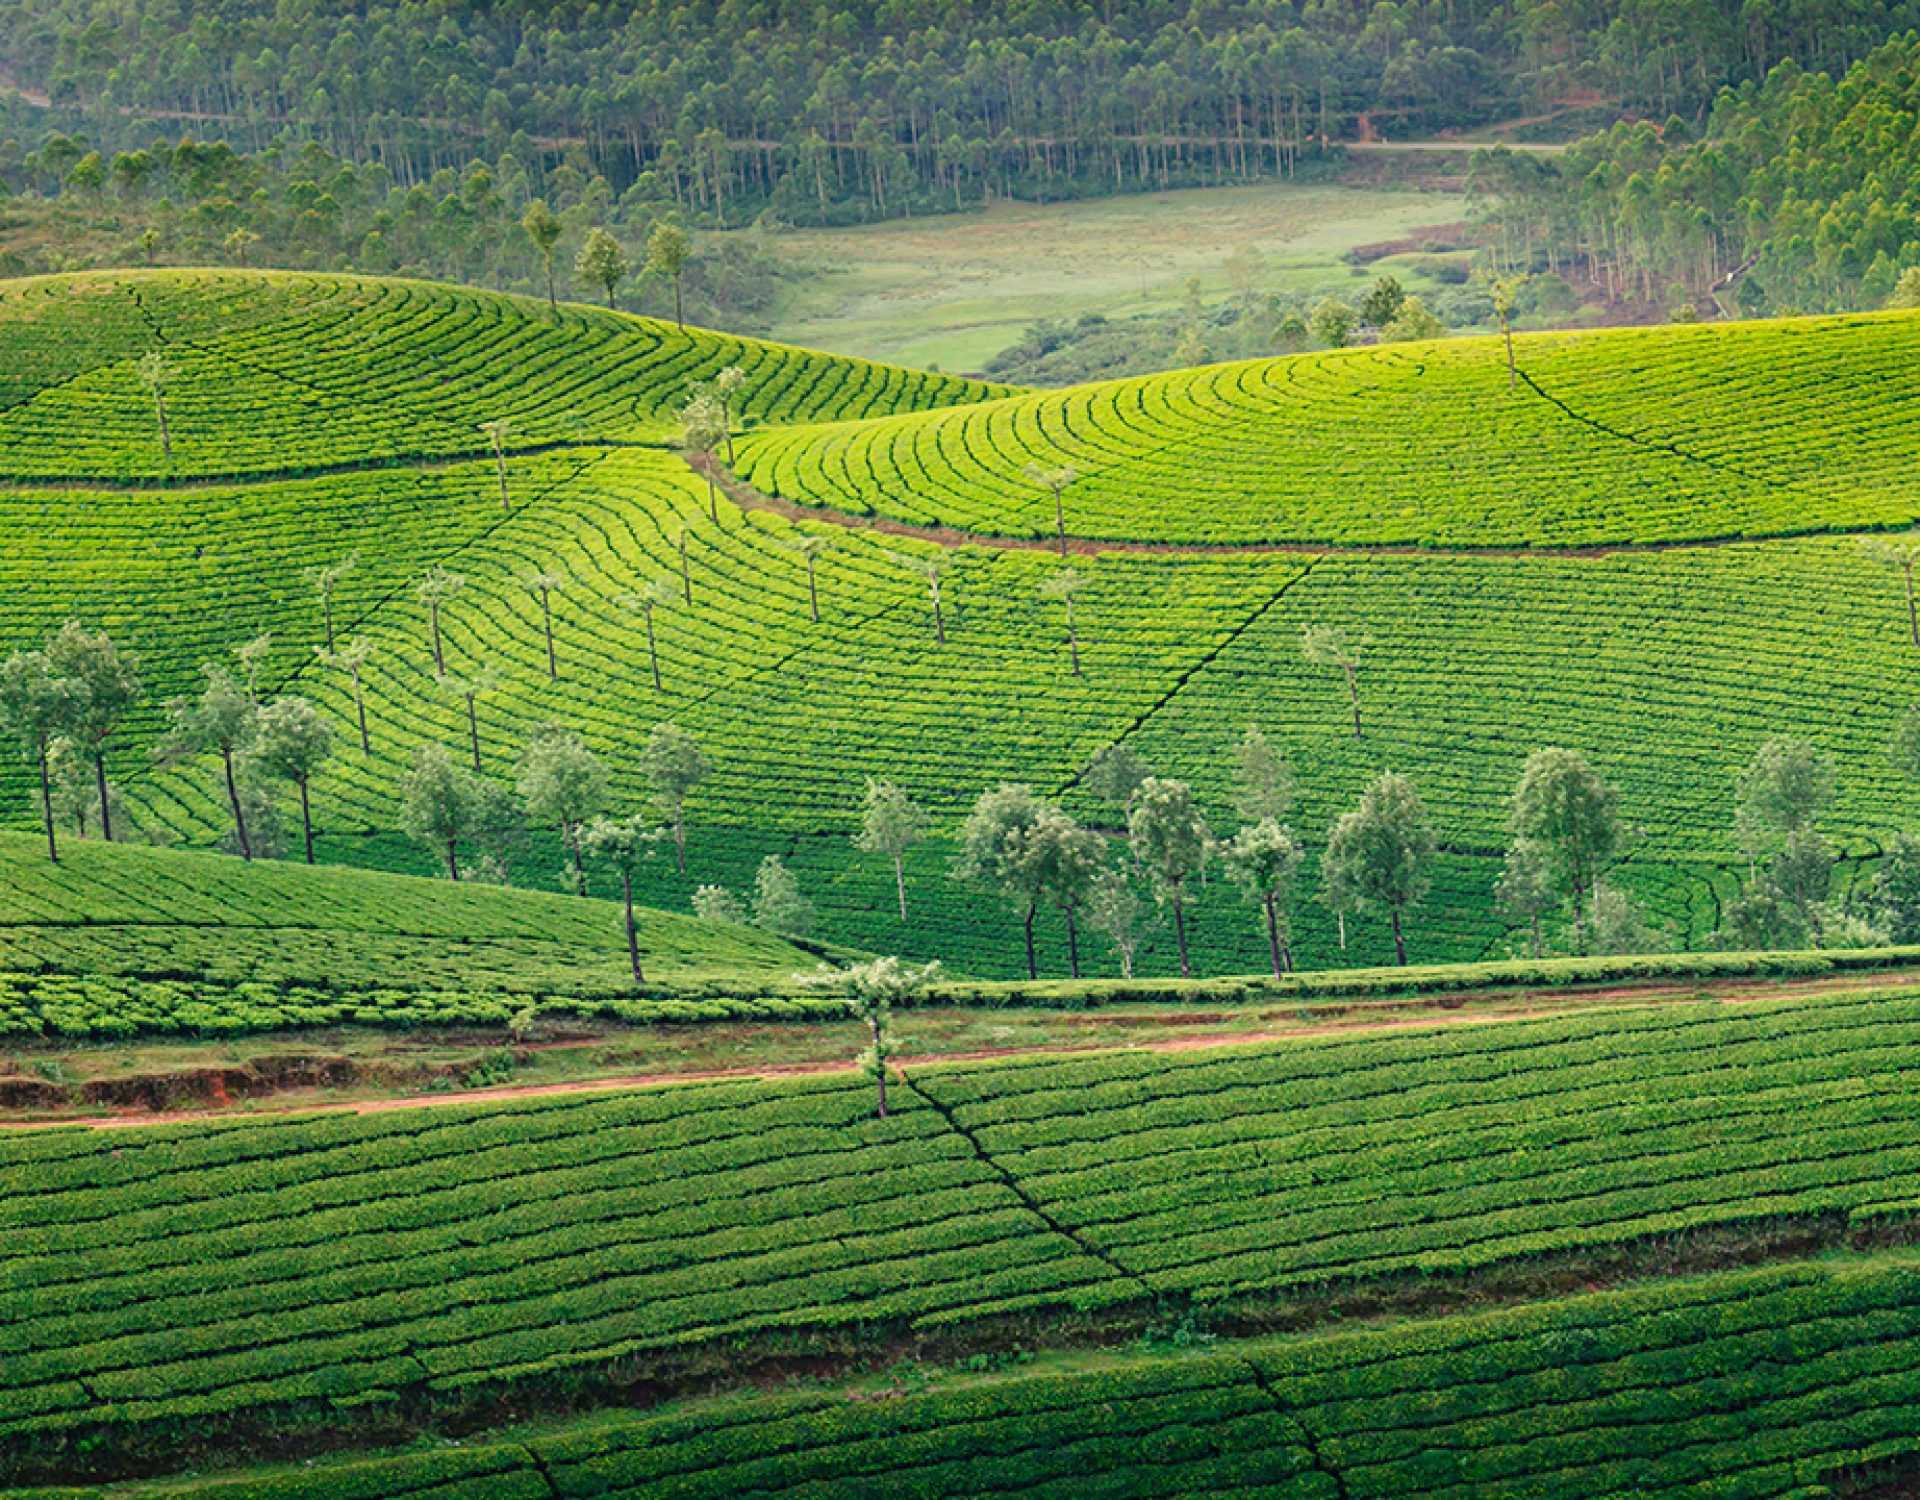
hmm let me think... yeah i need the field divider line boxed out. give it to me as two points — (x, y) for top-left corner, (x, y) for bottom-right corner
(520, 1442), (564, 1500)
(1236, 1355), (1352, 1500)
(894, 1068), (1156, 1300)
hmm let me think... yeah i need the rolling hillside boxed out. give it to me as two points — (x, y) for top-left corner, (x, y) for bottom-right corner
(2, 271), (1918, 980)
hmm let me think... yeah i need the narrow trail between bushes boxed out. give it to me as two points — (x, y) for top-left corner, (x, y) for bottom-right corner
(14, 965), (1919, 1129)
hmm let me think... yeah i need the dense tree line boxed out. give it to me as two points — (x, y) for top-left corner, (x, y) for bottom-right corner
(1471, 32), (1920, 316)
(7, 0), (1920, 240)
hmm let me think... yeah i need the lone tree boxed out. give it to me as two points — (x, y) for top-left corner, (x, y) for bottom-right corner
(646, 222), (692, 327)
(711, 365), (746, 463)
(576, 226), (630, 309)
(955, 783), (1046, 978)
(1302, 624), (1365, 738)
(0, 650), (76, 861)
(1040, 568), (1086, 675)
(1083, 742), (1151, 821)
(1860, 536), (1920, 647)
(477, 419), (515, 512)
(1231, 725), (1295, 825)
(521, 199), (563, 314)
(438, 666), (500, 773)
(1322, 771), (1436, 966)
(753, 854), (813, 938)
(679, 389), (728, 520)
(1015, 805), (1106, 978)
(639, 721), (709, 874)
(306, 554), (357, 652)
(855, 778), (928, 919)
(787, 533), (831, 623)
(621, 579), (677, 693)
(1309, 295), (1358, 349)
(1491, 273), (1528, 390)
(45, 622), (141, 845)
(885, 549), (948, 644)
(135, 351), (172, 461)
(584, 814), (664, 984)
(519, 567), (568, 680)
(1222, 817), (1304, 978)
(317, 636), (374, 753)
(251, 695), (332, 864)
(399, 742), (484, 881)
(801, 956), (942, 1119)
(224, 226), (258, 265)
(1506, 747), (1622, 955)
(516, 724), (610, 892)
(1024, 463), (1077, 557)
(1736, 736), (1834, 873)
(163, 666), (260, 861)
(1130, 777), (1211, 978)
(1086, 869), (1143, 979)
(415, 565), (466, 676)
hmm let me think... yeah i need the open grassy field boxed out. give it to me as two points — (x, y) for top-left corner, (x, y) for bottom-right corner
(757, 182), (1470, 372)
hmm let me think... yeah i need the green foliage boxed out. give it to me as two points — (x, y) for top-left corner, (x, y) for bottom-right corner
(751, 853), (812, 938)
(1322, 771), (1436, 962)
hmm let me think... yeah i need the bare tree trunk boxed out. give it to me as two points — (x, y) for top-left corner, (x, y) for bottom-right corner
(705, 463), (719, 522)
(429, 604), (445, 674)
(38, 748), (57, 863)
(931, 581), (945, 644)
(807, 554), (820, 623)
(545, 261), (557, 314)
(298, 777), (315, 864)
(1067, 600), (1081, 675)
(1337, 910), (1347, 949)
(894, 853), (907, 919)
(352, 668), (370, 752)
(446, 838), (461, 881)
(1905, 562), (1917, 647)
(465, 692), (481, 772)
(494, 449), (510, 512)
(154, 394), (171, 460)
(674, 276), (684, 329)
(1391, 908), (1407, 965)
(322, 595), (335, 652)
(94, 753), (114, 843)
(869, 1012), (888, 1117)
(1054, 486), (1067, 557)
(1504, 321), (1516, 390)
(679, 531), (692, 603)
(566, 824), (586, 893)
(1066, 907), (1081, 978)
(222, 748), (252, 861)
(1345, 665), (1362, 738)
(1173, 892), (1191, 978)
(1264, 894), (1283, 979)
(1023, 902), (1037, 980)
(646, 609), (663, 691)
(622, 868), (645, 983)
(540, 593), (557, 680)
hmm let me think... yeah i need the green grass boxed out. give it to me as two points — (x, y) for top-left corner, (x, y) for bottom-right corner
(736, 311), (1920, 546)
(757, 183), (1470, 372)
(12, 983), (1920, 1478)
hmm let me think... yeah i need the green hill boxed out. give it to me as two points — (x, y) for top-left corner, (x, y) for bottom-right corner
(3, 269), (1918, 981)
(8, 983), (1920, 1483)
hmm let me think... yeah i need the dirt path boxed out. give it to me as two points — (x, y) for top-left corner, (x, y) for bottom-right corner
(15, 967), (1916, 1129)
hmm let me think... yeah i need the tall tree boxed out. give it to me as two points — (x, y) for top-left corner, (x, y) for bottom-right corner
(415, 565), (466, 675)
(1083, 742), (1151, 821)
(476, 419), (514, 512)
(1491, 274), (1527, 390)
(1040, 568), (1086, 675)
(621, 579), (676, 692)
(584, 814), (663, 984)
(1129, 777), (1212, 978)
(954, 782), (1046, 979)
(135, 351), (172, 461)
(1860, 537), (1920, 648)
(45, 622), (140, 845)
(519, 566), (568, 680)
(520, 198), (563, 314)
(398, 742), (484, 881)
(576, 226), (630, 309)
(679, 389), (728, 520)
(0, 650), (76, 862)
(711, 365), (746, 464)
(787, 534), (831, 623)
(306, 553), (356, 652)
(438, 666), (500, 773)
(885, 550), (947, 643)
(516, 724), (609, 892)
(1302, 624), (1365, 738)
(1735, 736), (1834, 870)
(316, 636), (373, 753)
(1014, 805), (1106, 978)
(251, 695), (331, 864)
(855, 778), (928, 920)
(803, 956), (942, 1119)
(1086, 869), (1143, 979)
(639, 721), (708, 875)
(1231, 725), (1294, 824)
(1024, 463), (1077, 556)
(753, 854), (813, 938)
(646, 222), (692, 328)
(1221, 817), (1304, 978)
(1506, 747), (1622, 955)
(163, 666), (260, 860)
(1322, 771), (1436, 965)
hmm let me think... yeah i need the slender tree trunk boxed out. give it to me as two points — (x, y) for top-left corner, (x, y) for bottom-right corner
(541, 593), (557, 680)
(931, 581), (945, 644)
(807, 554), (820, 623)
(94, 752), (114, 843)
(1905, 563), (1917, 647)
(1504, 321), (1516, 390)
(1530, 912), (1543, 959)
(705, 464), (719, 522)
(672, 814), (687, 875)
(222, 748), (252, 860)
(605, 282), (615, 310)
(566, 823), (586, 892)
(446, 838), (461, 881)
(494, 450), (510, 512)
(894, 853), (907, 919)
(1345, 665), (1362, 738)
(1391, 908), (1407, 965)
(37, 747), (57, 863)
(1023, 901), (1037, 980)
(1264, 893), (1283, 979)
(322, 595), (335, 652)
(429, 604), (445, 674)
(674, 276), (684, 328)
(1066, 907), (1081, 978)
(154, 394), (171, 460)
(679, 531), (692, 603)
(352, 668), (370, 752)
(298, 777), (315, 864)
(466, 693), (481, 772)
(1572, 873), (1589, 955)
(1173, 891), (1191, 978)
(1054, 486), (1067, 557)
(545, 260), (557, 314)
(1338, 910), (1347, 949)
(1067, 600), (1081, 675)
(622, 868), (645, 983)
(869, 1012), (888, 1117)
(646, 609), (663, 691)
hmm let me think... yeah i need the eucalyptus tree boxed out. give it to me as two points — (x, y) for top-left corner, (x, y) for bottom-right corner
(1302, 624), (1365, 738)
(787, 533), (831, 623)
(575, 226), (629, 309)
(1040, 568), (1086, 675)
(316, 636), (374, 753)
(1086, 869), (1143, 979)
(135, 351), (172, 461)
(1231, 725), (1294, 824)
(712, 365), (746, 463)
(639, 721), (709, 874)
(753, 855), (813, 938)
(233, 631), (273, 702)
(1024, 462), (1077, 556)
(1491, 274), (1528, 390)
(516, 724), (609, 893)
(1506, 747), (1623, 955)
(679, 389), (727, 520)
(1129, 777), (1212, 978)
(885, 549), (947, 643)
(1860, 536), (1920, 647)
(477, 419), (514, 512)
(620, 579), (677, 693)
(438, 665), (500, 773)
(520, 198), (563, 313)
(677, 527), (693, 604)
(306, 553), (357, 652)
(518, 566), (568, 680)
(1083, 742), (1151, 821)
(45, 622), (141, 844)
(0, 650), (76, 861)
(251, 695), (332, 863)
(801, 956), (942, 1119)
(955, 782), (1046, 978)
(414, 565), (466, 675)
(1221, 817), (1304, 978)
(1016, 805), (1107, 978)
(855, 778), (928, 919)
(1322, 771), (1436, 966)
(646, 222), (691, 327)
(399, 742), (485, 881)
(162, 666), (260, 860)
(584, 814), (664, 984)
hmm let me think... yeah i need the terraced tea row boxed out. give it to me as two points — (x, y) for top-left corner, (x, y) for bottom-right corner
(736, 312), (1920, 547)
(0, 271), (1007, 481)
(66, 1252), (1920, 1498)
(9, 986), (1920, 1474)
